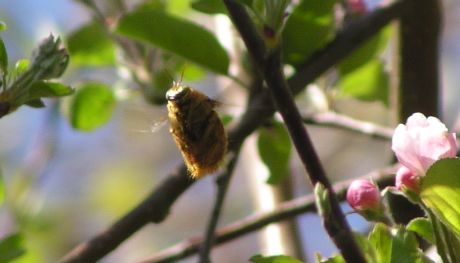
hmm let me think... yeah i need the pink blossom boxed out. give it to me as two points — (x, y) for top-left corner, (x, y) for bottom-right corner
(347, 0), (367, 15)
(392, 113), (457, 175)
(395, 166), (420, 193)
(346, 179), (381, 212)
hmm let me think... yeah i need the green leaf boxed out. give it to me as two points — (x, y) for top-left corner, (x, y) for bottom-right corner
(316, 254), (345, 263)
(0, 37), (8, 75)
(67, 22), (115, 66)
(0, 233), (26, 262)
(257, 122), (291, 184)
(0, 21), (7, 32)
(337, 59), (389, 104)
(369, 223), (423, 263)
(391, 227), (423, 263)
(191, 0), (227, 14)
(15, 59), (30, 76)
(116, 8), (229, 74)
(28, 81), (74, 99)
(407, 217), (435, 244)
(70, 82), (115, 132)
(250, 254), (303, 263)
(282, 0), (336, 66)
(421, 158), (460, 239)
(369, 223), (392, 263)
(339, 26), (391, 75)
(24, 99), (45, 108)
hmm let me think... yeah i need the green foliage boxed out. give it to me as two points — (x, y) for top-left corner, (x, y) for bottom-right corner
(368, 223), (424, 263)
(0, 36), (70, 117)
(337, 26), (391, 104)
(250, 254), (303, 263)
(191, 0), (227, 14)
(421, 158), (460, 239)
(0, 233), (26, 262)
(14, 59), (30, 76)
(116, 8), (229, 74)
(339, 26), (391, 75)
(70, 82), (115, 132)
(314, 183), (332, 223)
(282, 0), (336, 66)
(407, 217), (435, 244)
(0, 38), (8, 76)
(0, 21), (7, 32)
(27, 81), (73, 100)
(257, 122), (291, 184)
(315, 254), (345, 263)
(67, 22), (115, 66)
(337, 59), (388, 104)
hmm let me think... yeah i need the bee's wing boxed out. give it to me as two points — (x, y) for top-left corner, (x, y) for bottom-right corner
(130, 115), (168, 134)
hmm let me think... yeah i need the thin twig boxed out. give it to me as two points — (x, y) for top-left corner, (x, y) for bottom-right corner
(198, 152), (240, 263)
(59, 2), (403, 261)
(304, 111), (393, 140)
(138, 165), (398, 263)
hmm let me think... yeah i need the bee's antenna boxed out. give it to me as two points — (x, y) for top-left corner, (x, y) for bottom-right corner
(179, 64), (187, 83)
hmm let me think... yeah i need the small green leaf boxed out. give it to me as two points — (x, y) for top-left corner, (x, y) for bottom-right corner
(391, 227), (422, 263)
(369, 223), (392, 263)
(116, 8), (229, 74)
(314, 183), (331, 219)
(421, 158), (460, 239)
(369, 223), (424, 263)
(282, 0), (336, 66)
(28, 81), (73, 99)
(316, 254), (345, 263)
(339, 26), (391, 75)
(250, 254), (303, 263)
(0, 233), (26, 262)
(221, 114), (233, 126)
(338, 59), (389, 105)
(24, 99), (45, 108)
(407, 217), (435, 244)
(257, 122), (291, 184)
(70, 82), (115, 132)
(0, 21), (7, 32)
(15, 59), (30, 76)
(67, 22), (115, 66)
(191, 0), (227, 14)
(0, 38), (8, 75)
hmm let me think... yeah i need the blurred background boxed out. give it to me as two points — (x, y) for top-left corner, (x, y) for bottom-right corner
(0, 0), (459, 262)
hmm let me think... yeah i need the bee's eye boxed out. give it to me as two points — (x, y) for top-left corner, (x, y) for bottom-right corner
(166, 86), (190, 103)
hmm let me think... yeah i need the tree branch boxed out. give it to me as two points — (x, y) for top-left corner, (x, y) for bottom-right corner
(138, 165), (398, 263)
(59, 1), (403, 261)
(198, 151), (240, 263)
(222, 0), (397, 261)
(304, 111), (393, 140)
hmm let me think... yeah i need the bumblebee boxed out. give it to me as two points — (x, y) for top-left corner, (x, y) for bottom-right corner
(166, 82), (227, 178)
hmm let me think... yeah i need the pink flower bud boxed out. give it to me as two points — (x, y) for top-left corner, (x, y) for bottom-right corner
(346, 179), (381, 212)
(347, 0), (367, 15)
(395, 166), (420, 193)
(392, 113), (457, 176)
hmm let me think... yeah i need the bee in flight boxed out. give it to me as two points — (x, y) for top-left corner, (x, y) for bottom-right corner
(166, 82), (227, 178)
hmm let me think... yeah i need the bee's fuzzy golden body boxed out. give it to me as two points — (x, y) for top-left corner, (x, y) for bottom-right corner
(166, 83), (227, 178)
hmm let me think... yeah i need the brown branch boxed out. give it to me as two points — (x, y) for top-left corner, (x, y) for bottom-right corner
(59, 1), (404, 261)
(198, 151), (240, 263)
(304, 111), (393, 140)
(222, 0), (395, 261)
(138, 165), (398, 263)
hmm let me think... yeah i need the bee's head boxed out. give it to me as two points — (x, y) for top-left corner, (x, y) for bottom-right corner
(166, 82), (191, 104)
